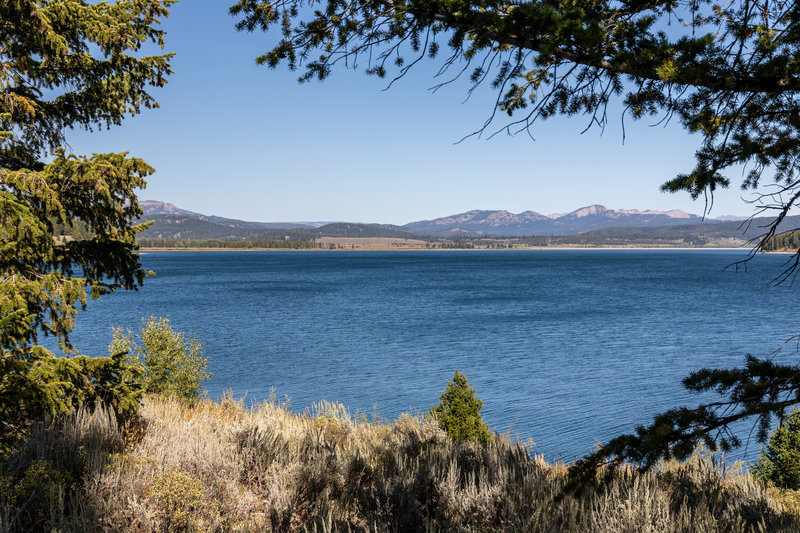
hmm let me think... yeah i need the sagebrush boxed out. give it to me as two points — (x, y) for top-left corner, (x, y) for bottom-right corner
(1, 395), (798, 532)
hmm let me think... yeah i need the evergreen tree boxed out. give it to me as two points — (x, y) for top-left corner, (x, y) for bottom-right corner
(753, 410), (800, 490)
(430, 370), (491, 445)
(0, 0), (174, 448)
(230, 0), (800, 486)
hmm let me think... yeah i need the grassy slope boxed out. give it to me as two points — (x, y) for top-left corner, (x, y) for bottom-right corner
(3, 396), (800, 532)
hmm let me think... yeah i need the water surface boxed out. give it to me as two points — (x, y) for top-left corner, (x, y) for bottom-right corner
(63, 250), (798, 461)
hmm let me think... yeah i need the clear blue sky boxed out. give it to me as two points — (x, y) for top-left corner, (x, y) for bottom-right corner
(66, 2), (758, 225)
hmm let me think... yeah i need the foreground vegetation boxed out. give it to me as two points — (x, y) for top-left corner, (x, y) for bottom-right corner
(3, 312), (800, 532)
(5, 2), (800, 531)
(1, 393), (799, 532)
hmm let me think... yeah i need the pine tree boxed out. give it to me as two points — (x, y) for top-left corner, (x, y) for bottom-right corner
(753, 410), (800, 490)
(0, 0), (174, 448)
(430, 370), (491, 445)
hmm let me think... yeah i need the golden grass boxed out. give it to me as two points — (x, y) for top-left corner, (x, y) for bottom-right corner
(2, 396), (799, 532)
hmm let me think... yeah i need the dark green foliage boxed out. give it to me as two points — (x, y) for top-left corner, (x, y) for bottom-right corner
(429, 370), (491, 445)
(0, 1), (173, 170)
(753, 410), (800, 490)
(568, 354), (800, 491)
(0, 0), (173, 447)
(0, 152), (155, 448)
(763, 230), (800, 252)
(0, 352), (142, 450)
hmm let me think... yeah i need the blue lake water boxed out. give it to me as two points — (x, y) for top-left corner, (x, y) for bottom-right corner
(59, 249), (799, 462)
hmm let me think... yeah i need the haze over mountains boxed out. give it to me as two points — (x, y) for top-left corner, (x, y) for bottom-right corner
(140, 200), (739, 238)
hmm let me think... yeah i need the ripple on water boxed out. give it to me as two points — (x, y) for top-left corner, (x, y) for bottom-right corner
(58, 250), (796, 462)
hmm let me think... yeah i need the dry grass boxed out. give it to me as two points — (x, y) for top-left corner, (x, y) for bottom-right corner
(2, 396), (799, 532)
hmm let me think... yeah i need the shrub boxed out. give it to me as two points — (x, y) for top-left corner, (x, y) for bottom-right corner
(4, 395), (798, 531)
(0, 404), (123, 531)
(111, 317), (212, 401)
(0, 351), (142, 451)
(753, 409), (800, 489)
(145, 469), (207, 532)
(429, 370), (491, 445)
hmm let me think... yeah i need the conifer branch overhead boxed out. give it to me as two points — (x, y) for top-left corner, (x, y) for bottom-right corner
(0, 0), (174, 170)
(232, 0), (800, 238)
(567, 351), (800, 492)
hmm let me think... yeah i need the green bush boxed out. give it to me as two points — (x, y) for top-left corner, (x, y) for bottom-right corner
(429, 370), (491, 445)
(0, 352), (142, 451)
(145, 469), (207, 531)
(753, 410), (800, 489)
(111, 317), (212, 401)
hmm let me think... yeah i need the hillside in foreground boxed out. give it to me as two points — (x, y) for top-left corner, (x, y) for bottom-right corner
(5, 395), (800, 532)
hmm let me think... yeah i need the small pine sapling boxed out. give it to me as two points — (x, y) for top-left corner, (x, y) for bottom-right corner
(429, 370), (491, 445)
(753, 410), (800, 490)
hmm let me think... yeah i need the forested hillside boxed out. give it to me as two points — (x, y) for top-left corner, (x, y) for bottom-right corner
(137, 213), (799, 248)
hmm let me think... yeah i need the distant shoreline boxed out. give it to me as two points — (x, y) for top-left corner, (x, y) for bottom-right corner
(139, 246), (754, 252)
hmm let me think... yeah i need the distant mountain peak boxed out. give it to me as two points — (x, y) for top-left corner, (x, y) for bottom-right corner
(569, 205), (608, 218)
(402, 205), (714, 236)
(562, 205), (696, 219)
(139, 199), (738, 239)
(712, 214), (748, 221)
(140, 200), (202, 217)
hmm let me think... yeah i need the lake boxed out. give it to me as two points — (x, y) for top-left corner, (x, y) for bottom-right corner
(59, 249), (799, 462)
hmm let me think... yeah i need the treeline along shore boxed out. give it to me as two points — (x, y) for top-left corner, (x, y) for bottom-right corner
(137, 236), (745, 250)
(136, 226), (800, 251)
(134, 212), (800, 251)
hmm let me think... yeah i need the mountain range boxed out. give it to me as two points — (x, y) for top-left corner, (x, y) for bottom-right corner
(403, 205), (722, 236)
(139, 201), (739, 238)
(140, 200), (312, 230)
